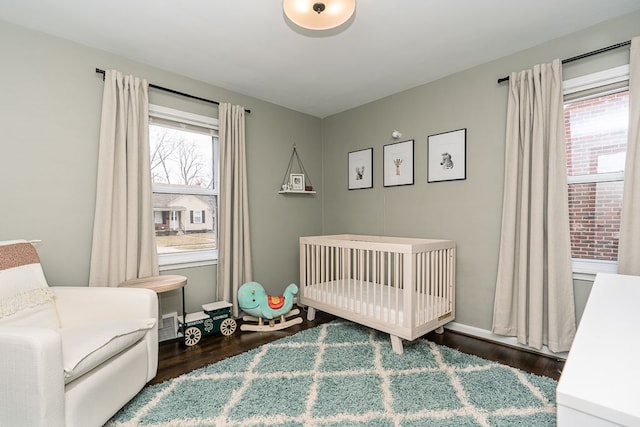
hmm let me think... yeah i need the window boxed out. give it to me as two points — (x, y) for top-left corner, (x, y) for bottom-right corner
(149, 105), (219, 269)
(563, 66), (629, 278)
(191, 210), (204, 224)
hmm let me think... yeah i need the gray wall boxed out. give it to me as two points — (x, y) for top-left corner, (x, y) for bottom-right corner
(0, 20), (322, 313)
(320, 11), (640, 331)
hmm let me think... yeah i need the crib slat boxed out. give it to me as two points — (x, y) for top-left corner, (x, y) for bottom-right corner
(395, 252), (398, 324)
(365, 249), (369, 317)
(417, 252), (424, 324)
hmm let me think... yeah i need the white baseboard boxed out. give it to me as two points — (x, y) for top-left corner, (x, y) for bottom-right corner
(444, 322), (568, 361)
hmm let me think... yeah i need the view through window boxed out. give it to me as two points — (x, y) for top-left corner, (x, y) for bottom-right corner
(149, 115), (218, 264)
(564, 89), (628, 262)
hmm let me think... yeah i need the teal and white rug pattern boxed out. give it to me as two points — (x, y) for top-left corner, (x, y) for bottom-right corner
(107, 321), (557, 426)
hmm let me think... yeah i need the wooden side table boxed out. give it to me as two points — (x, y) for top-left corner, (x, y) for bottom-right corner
(120, 275), (187, 342)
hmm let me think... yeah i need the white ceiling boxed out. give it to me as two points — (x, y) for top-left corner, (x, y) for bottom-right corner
(1, 1), (639, 118)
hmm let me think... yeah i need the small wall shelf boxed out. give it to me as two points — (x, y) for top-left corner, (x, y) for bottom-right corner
(279, 145), (316, 195)
(278, 190), (317, 194)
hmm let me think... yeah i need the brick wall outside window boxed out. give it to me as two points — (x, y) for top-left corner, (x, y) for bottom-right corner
(564, 92), (628, 261)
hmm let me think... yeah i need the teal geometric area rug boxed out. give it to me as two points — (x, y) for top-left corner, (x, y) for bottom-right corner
(106, 320), (557, 427)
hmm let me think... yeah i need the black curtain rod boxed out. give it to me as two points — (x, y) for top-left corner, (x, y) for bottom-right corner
(95, 68), (251, 114)
(497, 40), (632, 84)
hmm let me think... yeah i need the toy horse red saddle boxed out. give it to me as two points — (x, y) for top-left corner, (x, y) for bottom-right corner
(267, 294), (285, 310)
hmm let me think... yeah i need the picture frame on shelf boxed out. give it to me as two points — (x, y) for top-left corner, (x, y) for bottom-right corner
(348, 148), (373, 190)
(383, 139), (414, 187)
(290, 173), (305, 191)
(427, 128), (466, 183)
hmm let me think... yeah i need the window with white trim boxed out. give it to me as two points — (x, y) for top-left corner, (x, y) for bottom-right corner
(149, 105), (219, 269)
(563, 65), (629, 278)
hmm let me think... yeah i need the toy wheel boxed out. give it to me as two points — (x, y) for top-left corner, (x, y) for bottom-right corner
(220, 318), (237, 336)
(184, 326), (202, 346)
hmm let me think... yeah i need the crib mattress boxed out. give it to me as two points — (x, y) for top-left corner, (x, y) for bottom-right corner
(301, 279), (450, 325)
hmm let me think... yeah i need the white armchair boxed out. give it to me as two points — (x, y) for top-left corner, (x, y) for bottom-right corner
(0, 241), (158, 427)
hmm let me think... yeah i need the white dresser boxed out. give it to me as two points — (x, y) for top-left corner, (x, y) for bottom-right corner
(557, 273), (640, 426)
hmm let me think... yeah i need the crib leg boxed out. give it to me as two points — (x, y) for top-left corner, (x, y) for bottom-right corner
(307, 307), (316, 321)
(390, 335), (404, 354)
(435, 326), (445, 334)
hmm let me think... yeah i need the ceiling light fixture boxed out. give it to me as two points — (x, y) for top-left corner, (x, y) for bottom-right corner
(283, 0), (356, 31)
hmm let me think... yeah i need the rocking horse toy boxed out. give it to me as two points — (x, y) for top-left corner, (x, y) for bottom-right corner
(237, 281), (303, 331)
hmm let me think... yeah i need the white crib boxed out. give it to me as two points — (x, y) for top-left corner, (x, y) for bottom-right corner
(299, 234), (456, 354)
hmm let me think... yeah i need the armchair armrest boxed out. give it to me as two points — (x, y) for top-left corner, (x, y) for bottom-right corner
(0, 327), (65, 427)
(53, 286), (159, 381)
(53, 286), (158, 327)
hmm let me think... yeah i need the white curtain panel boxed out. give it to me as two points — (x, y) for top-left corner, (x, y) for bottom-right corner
(216, 103), (252, 316)
(89, 70), (158, 287)
(492, 59), (576, 353)
(618, 36), (640, 275)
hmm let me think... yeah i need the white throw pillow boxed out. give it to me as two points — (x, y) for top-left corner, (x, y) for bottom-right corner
(0, 240), (60, 328)
(60, 317), (156, 383)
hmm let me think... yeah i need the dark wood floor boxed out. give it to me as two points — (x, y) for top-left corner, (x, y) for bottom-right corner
(151, 308), (564, 386)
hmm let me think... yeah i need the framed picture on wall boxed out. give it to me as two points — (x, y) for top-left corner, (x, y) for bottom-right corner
(290, 173), (305, 191)
(427, 128), (466, 182)
(348, 148), (373, 190)
(383, 140), (414, 187)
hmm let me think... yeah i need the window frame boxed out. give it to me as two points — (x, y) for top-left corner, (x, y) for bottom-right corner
(149, 104), (219, 270)
(563, 65), (629, 280)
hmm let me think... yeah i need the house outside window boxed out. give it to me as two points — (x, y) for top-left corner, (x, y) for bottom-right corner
(563, 65), (629, 279)
(149, 105), (219, 269)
